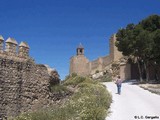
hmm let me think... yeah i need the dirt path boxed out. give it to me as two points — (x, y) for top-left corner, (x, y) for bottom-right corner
(103, 81), (160, 120)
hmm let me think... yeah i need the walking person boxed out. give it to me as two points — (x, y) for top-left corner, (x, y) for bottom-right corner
(115, 75), (122, 95)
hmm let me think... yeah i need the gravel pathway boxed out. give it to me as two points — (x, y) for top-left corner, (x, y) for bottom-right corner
(103, 81), (160, 120)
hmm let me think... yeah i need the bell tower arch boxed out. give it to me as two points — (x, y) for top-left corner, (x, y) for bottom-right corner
(77, 43), (84, 55)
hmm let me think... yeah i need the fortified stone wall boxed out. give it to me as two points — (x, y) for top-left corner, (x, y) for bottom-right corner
(0, 59), (51, 116)
(70, 34), (123, 77)
(90, 55), (112, 74)
(101, 56), (112, 67)
(0, 36), (60, 118)
(70, 55), (90, 76)
(90, 59), (100, 72)
(110, 34), (123, 62)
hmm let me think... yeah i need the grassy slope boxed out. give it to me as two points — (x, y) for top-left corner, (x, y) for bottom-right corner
(13, 75), (112, 120)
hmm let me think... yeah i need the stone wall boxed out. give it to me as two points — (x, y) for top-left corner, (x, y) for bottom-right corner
(110, 34), (123, 62)
(69, 34), (123, 77)
(101, 56), (112, 69)
(70, 54), (111, 76)
(0, 36), (60, 118)
(89, 55), (112, 75)
(90, 59), (100, 73)
(0, 57), (60, 117)
(119, 63), (131, 80)
(70, 55), (90, 76)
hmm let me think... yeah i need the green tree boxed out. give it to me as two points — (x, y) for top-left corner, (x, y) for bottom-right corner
(153, 30), (160, 63)
(116, 15), (160, 82)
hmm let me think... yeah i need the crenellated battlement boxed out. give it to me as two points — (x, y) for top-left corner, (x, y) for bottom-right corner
(0, 35), (30, 62)
(0, 35), (60, 118)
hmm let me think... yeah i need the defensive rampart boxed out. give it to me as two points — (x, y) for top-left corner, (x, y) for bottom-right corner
(0, 36), (60, 118)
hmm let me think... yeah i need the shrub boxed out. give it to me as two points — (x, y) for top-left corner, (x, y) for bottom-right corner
(14, 75), (112, 120)
(71, 73), (78, 77)
(63, 83), (112, 120)
(95, 70), (100, 73)
(63, 76), (88, 86)
(97, 73), (112, 82)
(64, 75), (70, 80)
(50, 84), (69, 94)
(13, 110), (53, 120)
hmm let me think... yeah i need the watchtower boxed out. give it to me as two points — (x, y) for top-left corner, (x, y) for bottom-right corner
(110, 34), (123, 62)
(77, 43), (84, 55)
(19, 41), (30, 58)
(5, 37), (18, 54)
(0, 35), (4, 52)
(70, 43), (90, 76)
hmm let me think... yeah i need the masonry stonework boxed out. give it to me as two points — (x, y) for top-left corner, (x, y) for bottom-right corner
(109, 34), (123, 62)
(70, 44), (90, 76)
(0, 35), (60, 118)
(120, 63), (131, 80)
(69, 34), (130, 80)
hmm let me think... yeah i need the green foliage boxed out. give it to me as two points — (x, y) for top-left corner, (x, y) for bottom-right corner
(99, 74), (112, 82)
(71, 72), (78, 77)
(95, 70), (100, 73)
(116, 15), (160, 59)
(140, 15), (160, 32)
(13, 110), (54, 120)
(116, 14), (160, 81)
(68, 83), (111, 120)
(50, 84), (69, 94)
(64, 75), (70, 80)
(14, 75), (112, 120)
(63, 76), (112, 119)
(152, 29), (160, 63)
(63, 75), (90, 86)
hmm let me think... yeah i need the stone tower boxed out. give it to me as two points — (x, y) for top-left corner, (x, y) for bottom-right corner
(5, 37), (18, 55)
(110, 34), (123, 62)
(69, 34), (125, 78)
(70, 43), (90, 76)
(0, 35), (4, 52)
(19, 41), (30, 58)
(77, 43), (84, 55)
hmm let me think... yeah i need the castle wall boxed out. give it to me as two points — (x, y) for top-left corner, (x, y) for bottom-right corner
(120, 63), (131, 80)
(90, 59), (100, 73)
(89, 55), (112, 75)
(90, 58), (102, 74)
(0, 37), (60, 118)
(89, 34), (122, 75)
(0, 56), (54, 117)
(131, 62), (160, 80)
(70, 55), (90, 76)
(69, 34), (124, 77)
(101, 56), (112, 68)
(0, 41), (4, 51)
(110, 34), (123, 62)
(70, 34), (160, 81)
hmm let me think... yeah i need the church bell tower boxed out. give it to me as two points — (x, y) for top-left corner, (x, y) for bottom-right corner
(70, 43), (90, 76)
(77, 43), (84, 55)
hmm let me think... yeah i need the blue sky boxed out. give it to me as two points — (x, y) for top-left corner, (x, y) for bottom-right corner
(0, 0), (160, 79)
